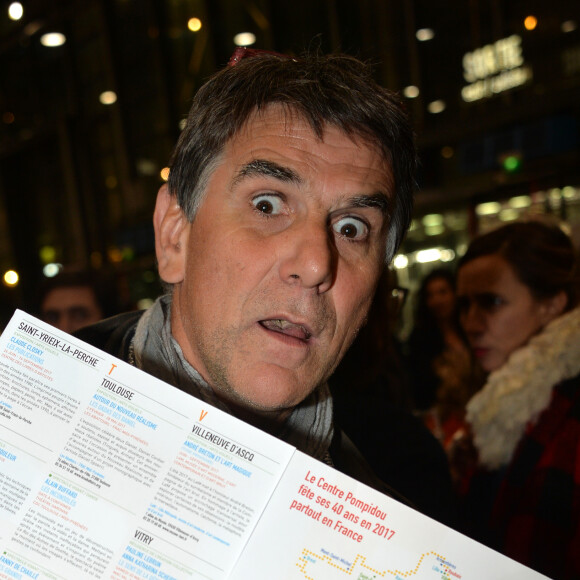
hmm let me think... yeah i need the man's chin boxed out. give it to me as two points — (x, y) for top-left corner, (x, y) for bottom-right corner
(212, 372), (316, 419)
(222, 386), (302, 415)
(210, 389), (294, 433)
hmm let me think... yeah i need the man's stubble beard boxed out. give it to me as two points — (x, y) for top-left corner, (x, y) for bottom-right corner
(196, 292), (338, 418)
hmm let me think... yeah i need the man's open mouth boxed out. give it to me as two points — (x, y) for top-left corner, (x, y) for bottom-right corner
(259, 319), (312, 341)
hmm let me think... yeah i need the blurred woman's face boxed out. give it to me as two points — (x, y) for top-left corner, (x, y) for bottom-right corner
(457, 254), (563, 373)
(425, 277), (456, 321)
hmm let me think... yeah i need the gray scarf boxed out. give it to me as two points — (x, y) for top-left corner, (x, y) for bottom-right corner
(131, 295), (334, 461)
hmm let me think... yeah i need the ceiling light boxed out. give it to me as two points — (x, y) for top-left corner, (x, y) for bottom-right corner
(233, 32), (256, 46)
(502, 155), (522, 173)
(422, 214), (443, 227)
(456, 242), (468, 257)
(476, 201), (501, 216)
(440, 249), (455, 262)
(416, 248), (442, 263)
(416, 28), (434, 41)
(188, 18), (202, 32)
(562, 186), (577, 199)
(508, 195), (531, 208)
(427, 100), (445, 114)
(99, 91), (117, 105)
(40, 32), (66, 47)
(393, 254), (409, 269)
(43, 263), (62, 278)
(39, 245), (57, 263)
(524, 15), (538, 31)
(8, 2), (23, 20)
(499, 209), (519, 222)
(3, 270), (19, 287)
(425, 225), (445, 236)
(403, 85), (419, 98)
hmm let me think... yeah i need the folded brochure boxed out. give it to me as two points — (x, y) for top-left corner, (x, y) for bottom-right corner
(0, 310), (547, 579)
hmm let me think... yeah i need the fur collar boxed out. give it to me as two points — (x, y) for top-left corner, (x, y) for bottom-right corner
(466, 306), (580, 470)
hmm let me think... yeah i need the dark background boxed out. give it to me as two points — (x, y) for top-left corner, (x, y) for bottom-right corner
(0, 0), (579, 327)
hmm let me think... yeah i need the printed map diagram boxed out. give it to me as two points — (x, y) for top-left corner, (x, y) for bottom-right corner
(296, 548), (462, 580)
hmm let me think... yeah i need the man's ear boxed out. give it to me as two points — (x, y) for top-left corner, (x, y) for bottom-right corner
(153, 184), (189, 284)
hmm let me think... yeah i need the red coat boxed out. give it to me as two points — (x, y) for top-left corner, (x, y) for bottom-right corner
(482, 375), (580, 579)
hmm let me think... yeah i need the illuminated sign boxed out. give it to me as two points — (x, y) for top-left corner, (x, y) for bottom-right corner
(461, 35), (532, 102)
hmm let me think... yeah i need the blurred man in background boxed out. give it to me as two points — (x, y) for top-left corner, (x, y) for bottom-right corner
(39, 270), (117, 333)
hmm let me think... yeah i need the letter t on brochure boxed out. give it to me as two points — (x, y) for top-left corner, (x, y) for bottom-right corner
(0, 310), (547, 579)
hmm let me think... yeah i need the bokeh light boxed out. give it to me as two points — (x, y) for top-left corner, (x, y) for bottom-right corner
(403, 85), (420, 98)
(40, 32), (66, 47)
(8, 2), (23, 21)
(524, 15), (538, 31)
(99, 91), (117, 105)
(416, 28), (434, 41)
(3, 270), (19, 287)
(43, 263), (62, 278)
(39, 245), (57, 264)
(188, 18), (202, 32)
(427, 100), (446, 114)
(233, 32), (256, 46)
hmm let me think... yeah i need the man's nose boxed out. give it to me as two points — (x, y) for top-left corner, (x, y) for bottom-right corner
(278, 220), (336, 293)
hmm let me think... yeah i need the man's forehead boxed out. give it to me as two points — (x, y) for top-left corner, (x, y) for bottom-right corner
(219, 105), (392, 193)
(230, 104), (386, 161)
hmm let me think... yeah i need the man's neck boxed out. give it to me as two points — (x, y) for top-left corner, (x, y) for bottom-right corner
(215, 394), (292, 436)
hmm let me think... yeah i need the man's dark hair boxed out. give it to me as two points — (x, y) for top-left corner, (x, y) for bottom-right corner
(168, 51), (417, 260)
(458, 220), (579, 309)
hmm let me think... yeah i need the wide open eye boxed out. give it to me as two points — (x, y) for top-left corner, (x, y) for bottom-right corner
(252, 194), (283, 215)
(332, 216), (369, 241)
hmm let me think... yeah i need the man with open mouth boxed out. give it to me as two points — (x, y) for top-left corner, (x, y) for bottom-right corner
(77, 47), (417, 490)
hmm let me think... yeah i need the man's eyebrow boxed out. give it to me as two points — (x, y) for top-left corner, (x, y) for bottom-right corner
(233, 159), (302, 186)
(233, 160), (391, 215)
(348, 192), (391, 215)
